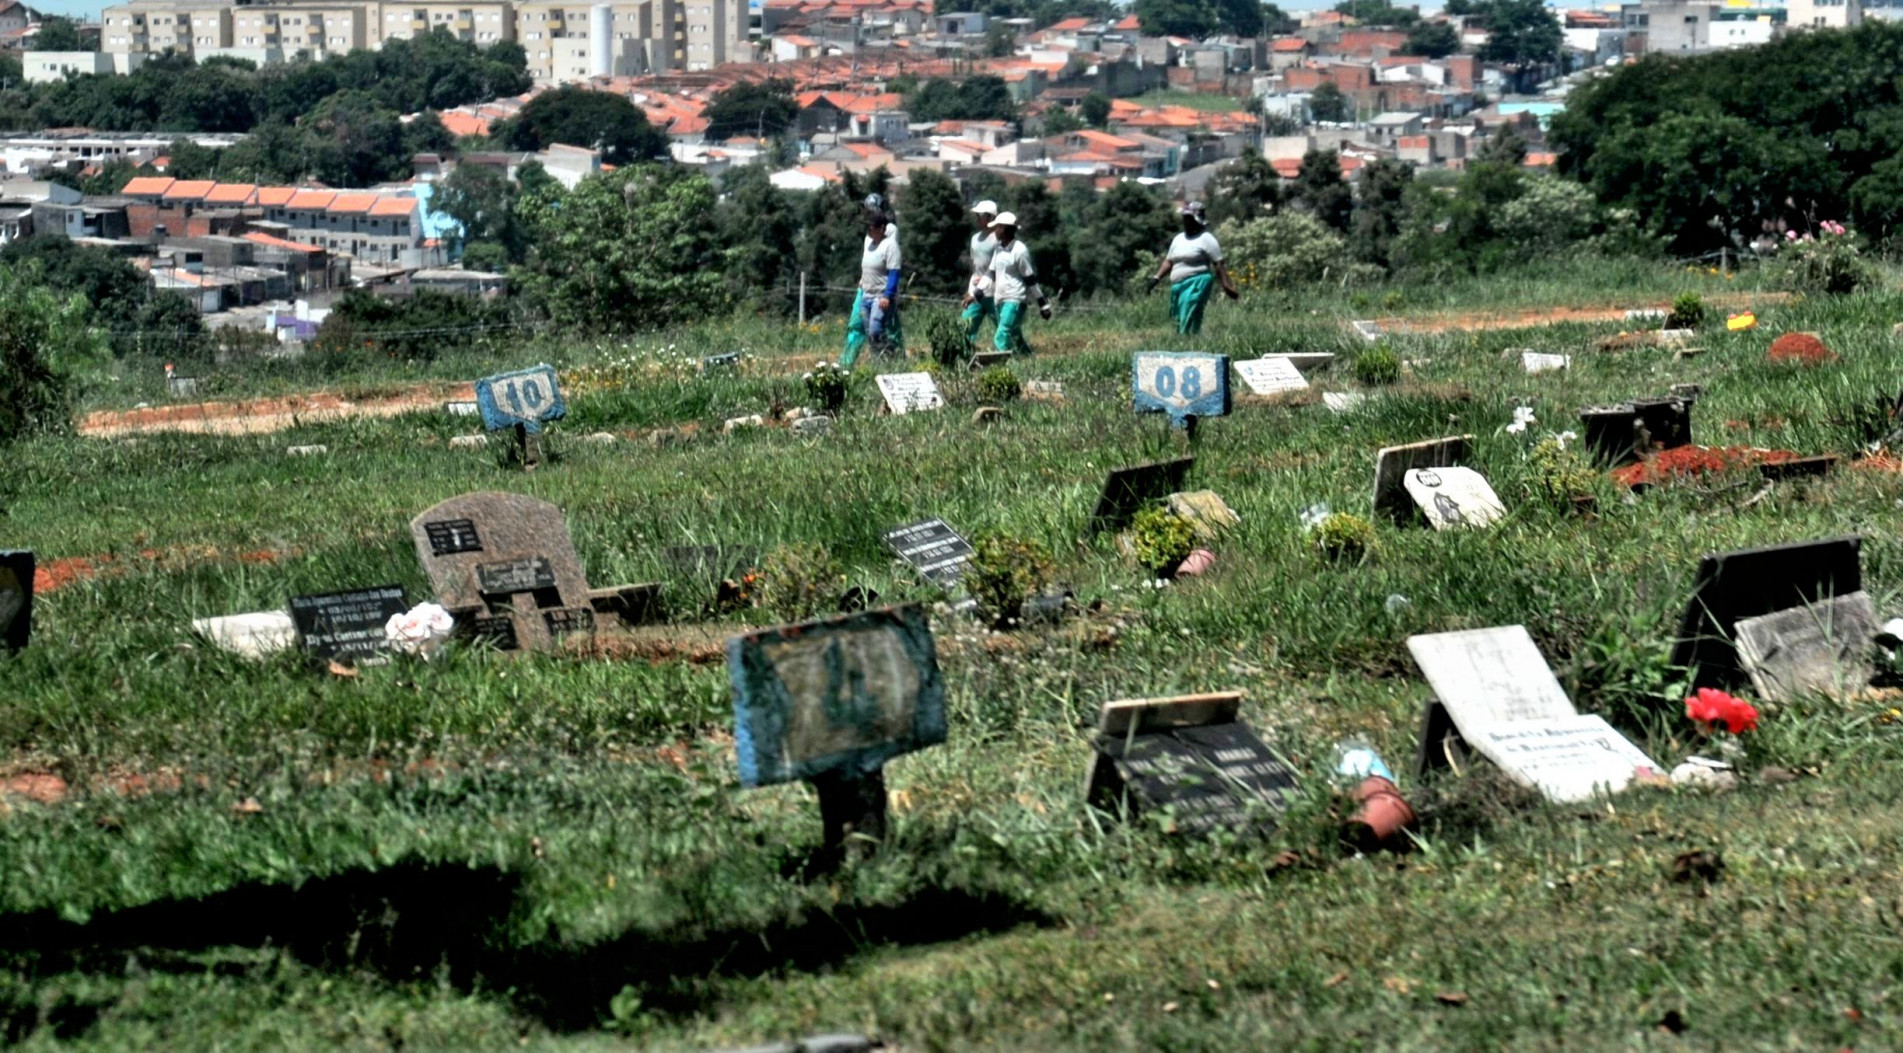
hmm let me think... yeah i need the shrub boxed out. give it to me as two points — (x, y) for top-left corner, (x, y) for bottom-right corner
(756, 542), (844, 622)
(1528, 437), (1600, 507)
(1130, 505), (1196, 574)
(1353, 343), (1402, 385)
(1779, 221), (1876, 295)
(1665, 293), (1706, 330)
(967, 532), (1055, 630)
(0, 269), (106, 445)
(974, 366), (1021, 404)
(923, 310), (966, 367)
(1216, 212), (1382, 291)
(802, 360), (850, 412)
(1315, 513), (1376, 563)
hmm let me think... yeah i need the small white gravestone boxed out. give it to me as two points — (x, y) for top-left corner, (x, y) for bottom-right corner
(445, 400), (480, 417)
(449, 434), (487, 449)
(1733, 591), (1878, 703)
(1323, 392), (1369, 414)
(1625, 308), (1666, 323)
(1521, 351), (1570, 375)
(1351, 320), (1382, 344)
(1025, 380), (1065, 400)
(1275, 353), (1335, 373)
(193, 610), (297, 659)
(1471, 715), (1662, 803)
(723, 414), (765, 433)
(1373, 435), (1472, 520)
(584, 431), (618, 445)
(877, 372), (944, 414)
(286, 444), (328, 456)
(1403, 467), (1505, 530)
(1659, 329), (1695, 345)
(1234, 356), (1310, 396)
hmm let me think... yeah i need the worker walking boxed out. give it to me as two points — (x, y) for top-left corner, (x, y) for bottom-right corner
(961, 200), (1000, 351)
(843, 198), (902, 366)
(1145, 201), (1239, 335)
(968, 211), (1051, 356)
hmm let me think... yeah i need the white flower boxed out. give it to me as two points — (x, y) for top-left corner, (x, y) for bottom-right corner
(1555, 430), (1578, 450)
(1506, 406), (1537, 435)
(385, 602), (455, 657)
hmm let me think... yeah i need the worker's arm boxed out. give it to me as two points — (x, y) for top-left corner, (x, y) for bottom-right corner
(880, 266), (901, 310)
(1214, 259), (1240, 300)
(1146, 253), (1171, 292)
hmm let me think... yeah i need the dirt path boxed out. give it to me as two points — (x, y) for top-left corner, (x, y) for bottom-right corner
(1373, 292), (1786, 335)
(79, 384), (477, 439)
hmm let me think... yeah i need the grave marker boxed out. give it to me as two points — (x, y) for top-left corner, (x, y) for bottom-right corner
(1272, 352), (1335, 373)
(167, 375), (200, 398)
(444, 400), (480, 417)
(1733, 591), (1876, 702)
(1166, 490), (1239, 541)
(1372, 435), (1472, 521)
(876, 372), (944, 414)
(971, 350), (1011, 368)
(1323, 392), (1369, 414)
(411, 491), (653, 652)
(728, 605), (946, 853)
(1580, 395), (1694, 466)
(1403, 467), (1504, 530)
(1469, 715), (1662, 804)
(0, 550), (33, 653)
(193, 610), (297, 659)
(700, 352), (740, 373)
(1132, 351), (1230, 428)
(1407, 626), (1575, 731)
(1669, 535), (1862, 689)
(1085, 691), (1299, 836)
(1089, 457), (1194, 534)
(881, 518), (975, 589)
(476, 364), (566, 467)
(1521, 351), (1570, 374)
(1233, 356), (1309, 396)
(289, 585), (408, 665)
(1351, 320), (1383, 343)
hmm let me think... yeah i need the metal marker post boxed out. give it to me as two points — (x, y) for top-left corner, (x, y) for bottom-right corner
(814, 767), (888, 859)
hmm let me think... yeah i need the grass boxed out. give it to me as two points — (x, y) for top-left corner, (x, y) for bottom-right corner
(7, 259), (1903, 1048)
(1125, 90), (1257, 114)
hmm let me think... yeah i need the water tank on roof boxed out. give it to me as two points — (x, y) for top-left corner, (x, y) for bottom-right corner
(590, 4), (612, 78)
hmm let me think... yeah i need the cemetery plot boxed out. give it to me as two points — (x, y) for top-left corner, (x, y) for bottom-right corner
(1085, 692), (1298, 835)
(1372, 436), (1472, 521)
(0, 551), (33, 653)
(881, 518), (975, 589)
(289, 586), (408, 666)
(1521, 351), (1570, 374)
(1580, 395), (1695, 466)
(1403, 467), (1504, 530)
(1089, 457), (1194, 533)
(475, 364), (567, 434)
(1132, 352), (1230, 426)
(1669, 536), (1863, 689)
(1733, 592), (1877, 702)
(876, 373), (944, 414)
(1233, 356), (1309, 397)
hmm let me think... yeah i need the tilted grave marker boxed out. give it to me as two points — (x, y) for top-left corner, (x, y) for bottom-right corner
(881, 518), (975, 589)
(1233, 356), (1309, 397)
(1521, 351), (1570, 374)
(1734, 591), (1877, 703)
(1403, 466), (1504, 530)
(475, 364), (566, 467)
(1469, 715), (1663, 804)
(444, 400), (480, 417)
(876, 372), (944, 414)
(701, 352), (740, 374)
(1132, 351), (1230, 430)
(1669, 535), (1863, 690)
(728, 604), (946, 853)
(1372, 435), (1472, 522)
(1351, 320), (1383, 344)
(411, 491), (654, 652)
(289, 585), (408, 666)
(1089, 456), (1195, 534)
(1085, 691), (1300, 836)
(1580, 394), (1694, 466)
(0, 550), (34, 653)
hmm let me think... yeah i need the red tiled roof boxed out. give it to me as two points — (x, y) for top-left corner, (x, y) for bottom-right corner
(369, 198), (417, 217)
(122, 176), (175, 196)
(1272, 36), (1309, 52)
(327, 192), (377, 213)
(287, 190), (337, 209)
(255, 187), (297, 206)
(242, 231), (323, 253)
(202, 183), (257, 205)
(163, 180), (215, 201)
(439, 111), (492, 137)
(1046, 16), (1089, 31)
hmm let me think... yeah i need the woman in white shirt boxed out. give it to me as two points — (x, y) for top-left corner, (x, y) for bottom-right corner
(1145, 200), (1240, 335)
(843, 206), (902, 366)
(965, 211), (1051, 355)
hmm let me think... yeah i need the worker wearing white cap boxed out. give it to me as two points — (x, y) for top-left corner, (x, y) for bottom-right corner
(961, 200), (1000, 351)
(1145, 200), (1239, 335)
(967, 211), (1051, 356)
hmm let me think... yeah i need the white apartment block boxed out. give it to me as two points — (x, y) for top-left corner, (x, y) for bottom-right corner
(1788, 0), (1861, 30)
(102, 0), (747, 74)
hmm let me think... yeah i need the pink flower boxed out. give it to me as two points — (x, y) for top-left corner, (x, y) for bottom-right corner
(1685, 687), (1759, 734)
(1786, 230), (1799, 241)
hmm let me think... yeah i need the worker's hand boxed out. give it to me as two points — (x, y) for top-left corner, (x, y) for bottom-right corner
(961, 294), (973, 308)
(1146, 275), (1162, 294)
(1224, 285), (1240, 301)
(877, 297), (891, 311)
(1039, 303), (1053, 320)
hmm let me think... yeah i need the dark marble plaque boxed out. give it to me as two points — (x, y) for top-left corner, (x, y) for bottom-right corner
(0, 550), (33, 654)
(289, 584), (407, 664)
(881, 518), (975, 588)
(424, 518), (483, 556)
(1089, 457), (1194, 534)
(1089, 719), (1299, 836)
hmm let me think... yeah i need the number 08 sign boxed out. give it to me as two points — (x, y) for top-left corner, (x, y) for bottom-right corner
(476, 364), (567, 434)
(1132, 351), (1230, 427)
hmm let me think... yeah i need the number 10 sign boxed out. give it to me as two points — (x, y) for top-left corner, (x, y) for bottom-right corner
(1132, 351), (1230, 427)
(476, 364), (567, 434)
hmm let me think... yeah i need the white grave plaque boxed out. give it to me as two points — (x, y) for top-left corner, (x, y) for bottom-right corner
(1323, 392), (1369, 415)
(1472, 715), (1661, 803)
(1407, 625), (1575, 733)
(877, 372), (945, 414)
(1403, 466), (1504, 530)
(1234, 356), (1310, 396)
(1521, 351), (1570, 375)
(1351, 320), (1382, 344)
(193, 610), (297, 660)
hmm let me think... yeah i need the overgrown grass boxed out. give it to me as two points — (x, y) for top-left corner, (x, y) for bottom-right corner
(7, 264), (1903, 1048)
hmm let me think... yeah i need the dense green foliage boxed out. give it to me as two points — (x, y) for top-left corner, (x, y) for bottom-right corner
(906, 75), (1019, 124)
(1134, 0), (1268, 39)
(0, 268), (104, 445)
(0, 236), (204, 357)
(491, 86), (669, 166)
(701, 79), (800, 142)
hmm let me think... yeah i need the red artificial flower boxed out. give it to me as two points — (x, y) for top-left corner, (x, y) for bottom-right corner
(1685, 687), (1759, 734)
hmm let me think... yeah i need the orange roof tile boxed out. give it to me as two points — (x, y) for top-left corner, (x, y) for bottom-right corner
(287, 190), (337, 209)
(1046, 16), (1089, 31)
(163, 180), (215, 201)
(369, 198), (417, 217)
(1073, 129), (1139, 149)
(1113, 13), (1138, 30)
(1272, 37), (1309, 52)
(439, 111), (492, 137)
(327, 193), (377, 214)
(255, 187), (296, 206)
(241, 231), (323, 253)
(122, 176), (175, 196)
(202, 183), (257, 205)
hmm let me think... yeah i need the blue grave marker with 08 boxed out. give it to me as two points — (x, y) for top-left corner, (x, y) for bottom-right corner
(475, 363), (567, 434)
(1132, 351), (1230, 427)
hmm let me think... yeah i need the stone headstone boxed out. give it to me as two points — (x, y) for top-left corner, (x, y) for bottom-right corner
(1669, 535), (1863, 689)
(449, 434), (487, 449)
(724, 414), (765, 433)
(411, 492), (597, 653)
(583, 431), (617, 445)
(1403, 466), (1504, 530)
(286, 444), (328, 456)
(701, 352), (740, 373)
(193, 610), (297, 659)
(445, 400), (480, 417)
(1408, 626), (1575, 732)
(1580, 395), (1694, 466)
(1233, 356), (1309, 396)
(881, 518), (975, 589)
(1273, 352), (1334, 373)
(1090, 456), (1194, 534)
(1132, 351), (1230, 426)
(1625, 308), (1667, 322)
(1166, 490), (1239, 541)
(0, 550), (33, 653)
(727, 604), (946, 848)
(167, 375), (199, 398)
(1521, 351), (1570, 374)
(1323, 392), (1369, 415)
(1733, 591), (1877, 702)
(289, 585), (408, 666)
(475, 363), (566, 434)
(1372, 435), (1472, 521)
(1351, 320), (1382, 344)
(1024, 380), (1065, 401)
(1760, 455), (1837, 481)
(876, 372), (944, 414)
(1469, 715), (1662, 804)
(971, 350), (1011, 368)
(1085, 691), (1299, 836)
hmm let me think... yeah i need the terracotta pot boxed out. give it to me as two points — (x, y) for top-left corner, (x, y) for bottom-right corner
(1345, 776), (1415, 852)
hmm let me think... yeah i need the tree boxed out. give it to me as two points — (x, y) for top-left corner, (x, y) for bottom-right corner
(0, 267), (106, 444)
(159, 62), (262, 132)
(1290, 149), (1352, 232)
(1308, 81), (1350, 124)
(715, 163), (799, 309)
(1042, 106), (1085, 135)
(897, 169), (969, 296)
(1332, 0), (1419, 28)
(1472, 0), (1560, 79)
(493, 86), (668, 165)
(1350, 157), (1412, 268)
(984, 23), (1016, 58)
(434, 161), (527, 263)
(703, 78), (799, 141)
(303, 90), (408, 186)
(1261, 3), (1300, 33)
(517, 168), (726, 332)
(31, 17), (83, 51)
(1405, 21), (1460, 58)
(1205, 150), (1282, 228)
(1216, 0), (1262, 37)
(905, 76), (1017, 123)
(1135, 0), (1218, 40)
(1217, 212), (1381, 290)
(1071, 181), (1175, 296)
(1080, 91), (1111, 129)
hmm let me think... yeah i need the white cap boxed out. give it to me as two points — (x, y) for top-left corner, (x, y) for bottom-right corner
(993, 211), (1018, 227)
(973, 200), (998, 215)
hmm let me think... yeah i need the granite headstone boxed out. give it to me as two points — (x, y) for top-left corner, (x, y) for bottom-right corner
(0, 550), (33, 653)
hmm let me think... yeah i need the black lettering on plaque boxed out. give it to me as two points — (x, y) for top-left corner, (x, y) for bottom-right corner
(477, 556), (556, 594)
(543, 607), (595, 636)
(426, 519), (483, 556)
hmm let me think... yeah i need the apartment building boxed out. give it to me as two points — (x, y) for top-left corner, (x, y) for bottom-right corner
(373, 1), (514, 46)
(230, 3), (370, 55)
(101, 0), (232, 56)
(516, 0), (749, 79)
